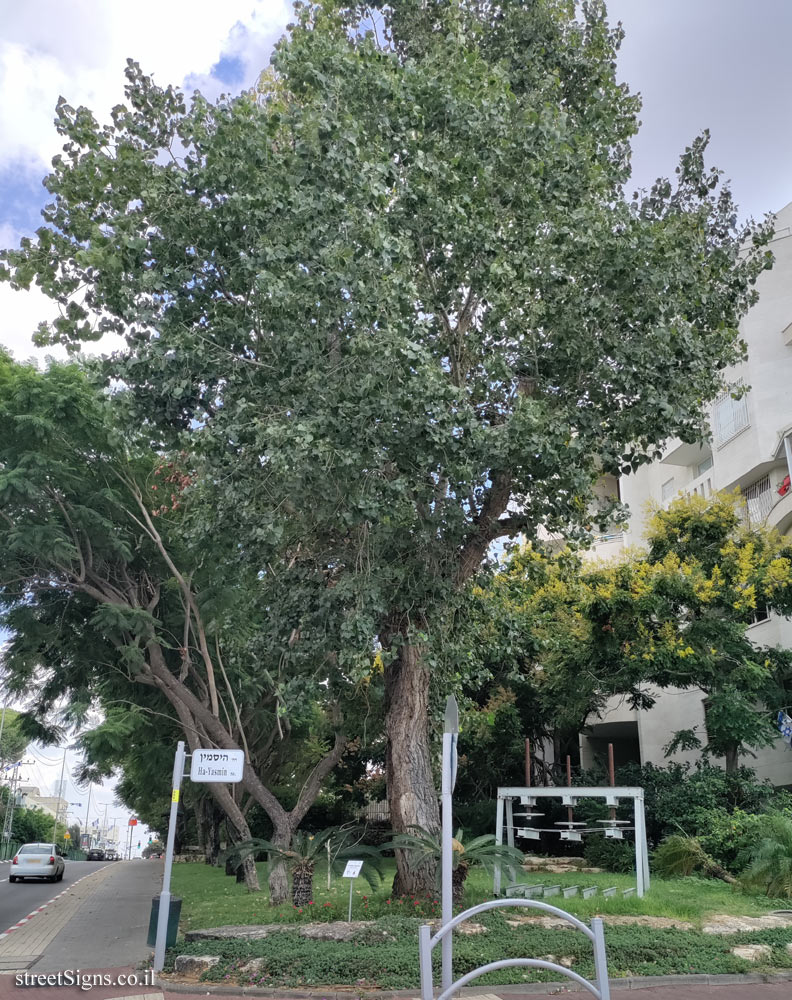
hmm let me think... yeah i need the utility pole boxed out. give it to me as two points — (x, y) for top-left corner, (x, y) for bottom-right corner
(101, 803), (109, 841)
(0, 698), (8, 761)
(83, 784), (93, 847)
(52, 749), (68, 843)
(1, 761), (31, 855)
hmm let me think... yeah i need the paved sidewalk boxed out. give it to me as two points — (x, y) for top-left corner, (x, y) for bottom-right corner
(33, 862), (161, 973)
(0, 861), (162, 999)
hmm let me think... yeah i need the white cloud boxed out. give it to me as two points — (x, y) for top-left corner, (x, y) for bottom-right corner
(0, 0), (291, 174)
(0, 0), (291, 363)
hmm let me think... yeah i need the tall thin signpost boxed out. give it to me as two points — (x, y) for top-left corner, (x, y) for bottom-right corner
(153, 741), (186, 973)
(152, 744), (246, 974)
(441, 696), (459, 993)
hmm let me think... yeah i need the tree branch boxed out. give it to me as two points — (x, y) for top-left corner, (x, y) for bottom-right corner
(455, 469), (513, 585)
(289, 726), (347, 831)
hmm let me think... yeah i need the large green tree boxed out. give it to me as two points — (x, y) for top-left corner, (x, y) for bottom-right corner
(1, 1), (772, 891)
(0, 352), (366, 896)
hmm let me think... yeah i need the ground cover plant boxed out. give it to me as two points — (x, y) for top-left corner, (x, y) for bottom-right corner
(165, 907), (792, 990)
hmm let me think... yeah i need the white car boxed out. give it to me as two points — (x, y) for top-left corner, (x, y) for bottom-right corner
(9, 843), (66, 883)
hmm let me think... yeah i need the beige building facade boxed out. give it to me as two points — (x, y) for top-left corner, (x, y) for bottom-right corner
(581, 202), (792, 787)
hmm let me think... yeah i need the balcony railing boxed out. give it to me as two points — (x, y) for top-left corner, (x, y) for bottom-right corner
(742, 474), (773, 525)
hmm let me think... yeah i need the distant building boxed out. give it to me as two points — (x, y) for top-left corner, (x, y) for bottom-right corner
(17, 785), (69, 819)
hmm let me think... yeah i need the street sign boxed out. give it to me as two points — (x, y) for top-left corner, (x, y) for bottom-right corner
(63, 832), (70, 840)
(190, 748), (245, 783)
(128, 817), (138, 826)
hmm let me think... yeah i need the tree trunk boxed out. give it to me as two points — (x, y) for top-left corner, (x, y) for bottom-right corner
(268, 824), (291, 904)
(452, 861), (469, 904)
(196, 798), (222, 866)
(292, 861), (315, 907)
(384, 630), (440, 896)
(724, 744), (739, 774)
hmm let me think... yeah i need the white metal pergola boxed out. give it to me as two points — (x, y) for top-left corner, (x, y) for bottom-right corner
(494, 785), (650, 897)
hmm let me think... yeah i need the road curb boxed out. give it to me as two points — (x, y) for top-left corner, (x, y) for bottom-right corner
(158, 969), (792, 997)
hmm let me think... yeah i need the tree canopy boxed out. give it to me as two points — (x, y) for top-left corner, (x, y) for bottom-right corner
(0, 0), (774, 892)
(467, 493), (792, 772)
(0, 350), (367, 895)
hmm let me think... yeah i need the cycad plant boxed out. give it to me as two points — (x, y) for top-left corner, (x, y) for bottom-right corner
(389, 828), (525, 903)
(741, 813), (792, 898)
(652, 834), (737, 884)
(224, 827), (383, 907)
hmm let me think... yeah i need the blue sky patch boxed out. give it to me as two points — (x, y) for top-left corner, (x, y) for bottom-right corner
(211, 53), (245, 86)
(0, 167), (49, 241)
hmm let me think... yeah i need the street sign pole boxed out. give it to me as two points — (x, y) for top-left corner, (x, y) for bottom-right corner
(153, 740), (186, 973)
(441, 696), (459, 993)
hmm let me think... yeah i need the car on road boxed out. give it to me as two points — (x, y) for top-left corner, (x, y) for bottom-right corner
(10, 843), (66, 883)
(104, 848), (118, 861)
(86, 847), (105, 861)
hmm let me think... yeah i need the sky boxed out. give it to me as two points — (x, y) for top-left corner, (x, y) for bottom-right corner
(1, 0), (791, 832)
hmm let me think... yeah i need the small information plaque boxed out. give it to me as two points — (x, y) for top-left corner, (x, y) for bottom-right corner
(342, 859), (363, 878)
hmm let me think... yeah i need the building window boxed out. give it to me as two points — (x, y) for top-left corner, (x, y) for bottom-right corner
(661, 477), (676, 503)
(748, 603), (770, 627)
(690, 477), (712, 499)
(712, 379), (750, 447)
(697, 455), (713, 476)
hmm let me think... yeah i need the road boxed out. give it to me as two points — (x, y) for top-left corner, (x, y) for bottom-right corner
(0, 858), (108, 937)
(0, 856), (162, 996)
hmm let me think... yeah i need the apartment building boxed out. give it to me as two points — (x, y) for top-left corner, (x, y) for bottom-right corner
(580, 201), (792, 787)
(17, 785), (69, 820)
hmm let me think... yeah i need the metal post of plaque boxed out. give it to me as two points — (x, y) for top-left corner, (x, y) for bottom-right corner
(343, 859), (363, 920)
(152, 744), (246, 973)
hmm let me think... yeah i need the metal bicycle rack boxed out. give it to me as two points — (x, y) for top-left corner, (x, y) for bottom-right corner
(418, 898), (611, 1000)
(423, 700), (613, 1000)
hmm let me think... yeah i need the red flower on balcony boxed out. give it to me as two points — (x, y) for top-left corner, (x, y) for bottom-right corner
(778, 475), (791, 497)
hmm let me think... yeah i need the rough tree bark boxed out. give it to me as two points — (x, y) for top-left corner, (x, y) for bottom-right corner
(382, 473), (513, 896)
(195, 797), (222, 866)
(383, 626), (441, 896)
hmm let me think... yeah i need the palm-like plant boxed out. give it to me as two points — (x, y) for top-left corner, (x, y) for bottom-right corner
(225, 827), (384, 907)
(652, 834), (737, 884)
(389, 828), (525, 902)
(741, 813), (792, 899)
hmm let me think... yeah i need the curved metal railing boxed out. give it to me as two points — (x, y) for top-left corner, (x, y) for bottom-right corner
(418, 896), (610, 1000)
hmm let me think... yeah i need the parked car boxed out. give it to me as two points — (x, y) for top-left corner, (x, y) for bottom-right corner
(86, 847), (105, 861)
(10, 843), (65, 883)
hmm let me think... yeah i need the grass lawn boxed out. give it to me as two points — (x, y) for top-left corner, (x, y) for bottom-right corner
(171, 859), (781, 932)
(166, 860), (792, 989)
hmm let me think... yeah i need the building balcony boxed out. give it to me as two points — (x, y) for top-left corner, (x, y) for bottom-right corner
(660, 437), (711, 467)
